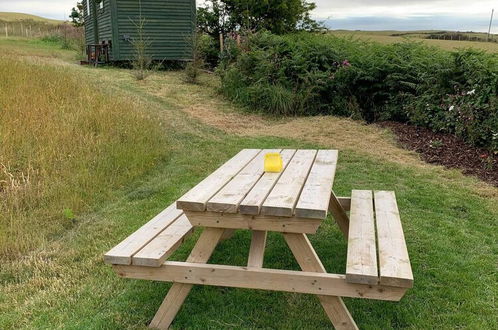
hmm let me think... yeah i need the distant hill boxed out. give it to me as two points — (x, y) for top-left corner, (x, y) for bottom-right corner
(0, 12), (62, 25)
(328, 29), (498, 53)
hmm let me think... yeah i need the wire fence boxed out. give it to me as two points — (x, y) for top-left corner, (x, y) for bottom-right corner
(0, 20), (81, 39)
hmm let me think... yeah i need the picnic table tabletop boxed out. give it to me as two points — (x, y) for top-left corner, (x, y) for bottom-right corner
(176, 149), (338, 220)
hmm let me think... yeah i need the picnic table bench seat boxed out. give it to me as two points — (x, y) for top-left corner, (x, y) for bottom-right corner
(103, 191), (413, 289)
(104, 203), (194, 268)
(345, 190), (413, 288)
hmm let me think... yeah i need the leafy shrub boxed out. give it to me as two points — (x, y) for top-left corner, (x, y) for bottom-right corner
(131, 17), (153, 81)
(219, 32), (498, 151)
(184, 32), (206, 84)
(198, 33), (220, 68)
(39, 25), (85, 54)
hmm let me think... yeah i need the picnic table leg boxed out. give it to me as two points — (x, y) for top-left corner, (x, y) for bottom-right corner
(329, 192), (350, 239)
(149, 227), (226, 329)
(283, 233), (358, 330)
(220, 228), (236, 241)
(247, 230), (267, 268)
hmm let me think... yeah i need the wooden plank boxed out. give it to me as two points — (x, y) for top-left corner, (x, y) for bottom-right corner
(337, 197), (351, 211)
(261, 149), (317, 217)
(220, 229), (236, 241)
(346, 190), (378, 285)
(283, 233), (325, 272)
(239, 149), (296, 215)
(283, 233), (358, 329)
(186, 228), (227, 263)
(132, 215), (194, 267)
(374, 191), (413, 288)
(113, 262), (407, 302)
(207, 149), (280, 213)
(295, 150), (338, 219)
(148, 227), (226, 329)
(184, 211), (322, 234)
(103, 203), (183, 265)
(319, 296), (358, 330)
(176, 149), (261, 211)
(247, 231), (267, 268)
(328, 193), (350, 238)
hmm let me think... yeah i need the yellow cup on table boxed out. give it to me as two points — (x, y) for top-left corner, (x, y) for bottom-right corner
(264, 153), (283, 173)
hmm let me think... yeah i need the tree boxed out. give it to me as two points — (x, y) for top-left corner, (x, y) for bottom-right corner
(197, 0), (320, 37)
(70, 1), (84, 27)
(184, 30), (205, 83)
(130, 14), (153, 80)
(197, 2), (233, 39)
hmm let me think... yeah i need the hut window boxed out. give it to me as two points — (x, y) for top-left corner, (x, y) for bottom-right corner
(86, 0), (91, 16)
(99, 1), (104, 10)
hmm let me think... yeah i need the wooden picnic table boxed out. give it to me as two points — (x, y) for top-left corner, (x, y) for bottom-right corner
(105, 149), (413, 329)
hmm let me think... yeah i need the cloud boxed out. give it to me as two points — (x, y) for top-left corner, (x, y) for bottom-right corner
(313, 0), (496, 19)
(0, 0), (495, 31)
(323, 15), (494, 33)
(0, 0), (77, 20)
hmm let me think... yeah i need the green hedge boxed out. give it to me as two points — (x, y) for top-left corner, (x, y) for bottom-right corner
(219, 32), (498, 152)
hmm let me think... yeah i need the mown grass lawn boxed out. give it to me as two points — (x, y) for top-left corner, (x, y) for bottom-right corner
(0, 38), (497, 329)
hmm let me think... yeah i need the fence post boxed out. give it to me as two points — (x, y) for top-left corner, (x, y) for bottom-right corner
(4, 24), (7, 37)
(219, 33), (224, 52)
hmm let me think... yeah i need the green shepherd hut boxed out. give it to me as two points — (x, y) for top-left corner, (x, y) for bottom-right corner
(83, 0), (195, 63)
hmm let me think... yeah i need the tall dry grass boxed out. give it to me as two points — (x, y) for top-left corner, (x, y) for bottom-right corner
(0, 57), (168, 258)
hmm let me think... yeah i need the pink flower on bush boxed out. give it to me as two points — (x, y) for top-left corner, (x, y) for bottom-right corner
(342, 60), (351, 67)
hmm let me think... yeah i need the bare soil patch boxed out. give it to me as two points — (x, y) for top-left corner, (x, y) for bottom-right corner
(379, 121), (498, 187)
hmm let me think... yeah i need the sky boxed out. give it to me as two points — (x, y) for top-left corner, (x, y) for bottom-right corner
(316, 0), (497, 32)
(0, 0), (496, 33)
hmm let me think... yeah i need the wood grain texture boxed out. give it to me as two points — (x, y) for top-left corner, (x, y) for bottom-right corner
(207, 149), (280, 213)
(219, 229), (236, 241)
(184, 211), (322, 234)
(148, 227), (226, 329)
(346, 190), (378, 285)
(328, 193), (350, 238)
(295, 150), (338, 219)
(374, 191), (413, 288)
(261, 149), (317, 217)
(104, 203), (183, 265)
(132, 215), (194, 267)
(239, 149), (296, 215)
(176, 149), (260, 211)
(283, 233), (358, 329)
(247, 231), (267, 268)
(114, 262), (407, 301)
(337, 197), (351, 211)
